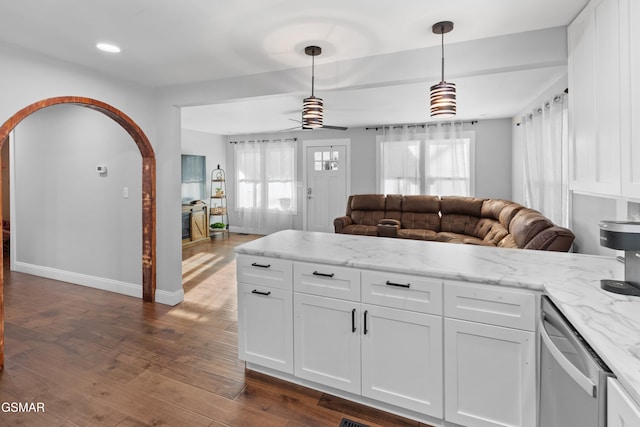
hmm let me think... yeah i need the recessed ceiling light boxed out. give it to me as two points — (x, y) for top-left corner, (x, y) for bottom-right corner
(96, 43), (121, 53)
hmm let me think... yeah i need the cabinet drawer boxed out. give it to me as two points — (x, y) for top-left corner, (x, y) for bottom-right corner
(362, 271), (442, 315)
(237, 255), (293, 291)
(444, 281), (536, 331)
(294, 262), (360, 301)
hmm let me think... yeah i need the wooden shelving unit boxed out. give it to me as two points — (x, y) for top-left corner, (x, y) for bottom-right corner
(209, 165), (229, 238)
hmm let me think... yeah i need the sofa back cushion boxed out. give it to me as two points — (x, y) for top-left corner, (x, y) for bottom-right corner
(441, 196), (484, 217)
(384, 194), (403, 222)
(440, 196), (483, 235)
(400, 195), (441, 231)
(472, 218), (509, 244)
(350, 194), (386, 226)
(508, 208), (553, 248)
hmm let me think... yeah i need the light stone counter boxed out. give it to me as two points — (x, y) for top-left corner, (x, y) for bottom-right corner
(235, 230), (640, 406)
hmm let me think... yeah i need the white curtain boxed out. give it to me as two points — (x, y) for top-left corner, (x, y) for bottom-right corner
(424, 122), (470, 196)
(378, 122), (472, 196)
(233, 138), (296, 234)
(521, 93), (569, 226)
(379, 125), (420, 194)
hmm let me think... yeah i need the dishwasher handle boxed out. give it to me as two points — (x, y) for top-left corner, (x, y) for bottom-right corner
(539, 319), (597, 397)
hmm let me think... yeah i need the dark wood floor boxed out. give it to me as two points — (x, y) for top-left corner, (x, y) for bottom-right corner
(0, 233), (431, 427)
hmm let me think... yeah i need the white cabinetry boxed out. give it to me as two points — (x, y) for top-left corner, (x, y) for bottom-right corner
(361, 271), (443, 417)
(568, 0), (640, 197)
(568, 0), (622, 195)
(293, 262), (362, 394)
(608, 378), (640, 427)
(443, 282), (537, 427)
(621, 0), (640, 197)
(237, 256), (293, 373)
(237, 255), (537, 425)
(361, 304), (442, 416)
(293, 264), (444, 419)
(294, 292), (361, 394)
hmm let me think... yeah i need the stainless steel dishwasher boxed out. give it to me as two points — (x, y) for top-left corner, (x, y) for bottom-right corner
(539, 296), (613, 427)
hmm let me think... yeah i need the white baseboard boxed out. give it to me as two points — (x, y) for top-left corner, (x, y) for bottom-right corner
(155, 288), (184, 306)
(13, 262), (184, 306)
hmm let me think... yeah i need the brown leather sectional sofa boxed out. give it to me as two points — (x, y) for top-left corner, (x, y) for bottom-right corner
(333, 194), (575, 251)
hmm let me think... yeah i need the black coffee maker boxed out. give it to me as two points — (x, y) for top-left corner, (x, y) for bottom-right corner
(600, 221), (640, 296)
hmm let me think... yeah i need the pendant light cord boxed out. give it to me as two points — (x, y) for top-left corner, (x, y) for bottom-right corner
(311, 53), (315, 97)
(440, 26), (445, 83)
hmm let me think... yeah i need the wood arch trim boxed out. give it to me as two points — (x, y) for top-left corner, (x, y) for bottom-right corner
(0, 96), (157, 370)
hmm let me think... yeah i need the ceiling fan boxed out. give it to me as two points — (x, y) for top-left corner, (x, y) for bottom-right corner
(285, 45), (348, 131)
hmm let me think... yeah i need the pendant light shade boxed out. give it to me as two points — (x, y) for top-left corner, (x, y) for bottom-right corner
(430, 21), (456, 117)
(302, 45), (324, 129)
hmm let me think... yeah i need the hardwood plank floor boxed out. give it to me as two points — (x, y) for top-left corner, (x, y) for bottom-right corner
(0, 233), (432, 427)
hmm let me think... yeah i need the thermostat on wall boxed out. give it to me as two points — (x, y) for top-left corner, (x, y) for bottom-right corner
(97, 165), (107, 174)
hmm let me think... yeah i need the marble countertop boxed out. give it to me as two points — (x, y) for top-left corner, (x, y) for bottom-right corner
(236, 230), (640, 406)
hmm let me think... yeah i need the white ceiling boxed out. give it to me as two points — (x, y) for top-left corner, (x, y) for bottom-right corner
(0, 0), (589, 135)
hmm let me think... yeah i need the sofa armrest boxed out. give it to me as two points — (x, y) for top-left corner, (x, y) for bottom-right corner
(378, 219), (400, 238)
(524, 226), (575, 252)
(334, 216), (353, 233)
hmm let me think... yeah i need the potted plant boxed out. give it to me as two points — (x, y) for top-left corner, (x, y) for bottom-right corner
(215, 187), (224, 197)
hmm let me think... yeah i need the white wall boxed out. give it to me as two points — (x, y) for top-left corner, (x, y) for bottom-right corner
(181, 129), (227, 201)
(0, 42), (183, 305)
(13, 105), (142, 289)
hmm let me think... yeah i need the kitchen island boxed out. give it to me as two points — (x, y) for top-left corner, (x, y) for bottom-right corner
(235, 230), (640, 425)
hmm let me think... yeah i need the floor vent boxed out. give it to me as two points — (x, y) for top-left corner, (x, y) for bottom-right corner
(339, 418), (369, 427)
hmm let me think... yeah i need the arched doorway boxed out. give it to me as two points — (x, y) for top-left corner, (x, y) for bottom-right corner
(0, 96), (156, 370)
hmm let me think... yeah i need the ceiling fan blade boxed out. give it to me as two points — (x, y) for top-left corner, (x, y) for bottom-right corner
(322, 125), (348, 131)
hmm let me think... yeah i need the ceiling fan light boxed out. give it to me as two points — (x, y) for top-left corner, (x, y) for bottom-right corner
(302, 96), (324, 128)
(430, 81), (457, 117)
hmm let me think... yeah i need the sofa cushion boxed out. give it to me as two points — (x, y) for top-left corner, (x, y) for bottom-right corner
(351, 194), (386, 211)
(342, 224), (378, 236)
(498, 203), (525, 229)
(441, 196), (484, 217)
(349, 194), (386, 226)
(400, 195), (441, 231)
(498, 234), (519, 249)
(472, 218), (509, 245)
(481, 199), (523, 225)
(398, 229), (438, 240)
(351, 209), (385, 226)
(440, 214), (480, 235)
(436, 232), (494, 246)
(524, 226), (575, 251)
(384, 194), (403, 222)
(509, 208), (553, 248)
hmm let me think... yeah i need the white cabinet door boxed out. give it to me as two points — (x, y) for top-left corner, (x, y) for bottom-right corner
(444, 318), (536, 427)
(294, 292), (361, 394)
(569, 0), (622, 195)
(237, 283), (293, 373)
(361, 304), (443, 418)
(608, 378), (640, 427)
(621, 0), (640, 197)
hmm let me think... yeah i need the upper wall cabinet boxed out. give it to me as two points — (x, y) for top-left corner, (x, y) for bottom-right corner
(568, 0), (622, 195)
(620, 0), (640, 197)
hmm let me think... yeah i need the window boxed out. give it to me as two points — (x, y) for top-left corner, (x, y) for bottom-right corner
(181, 154), (206, 203)
(378, 125), (474, 196)
(235, 139), (296, 213)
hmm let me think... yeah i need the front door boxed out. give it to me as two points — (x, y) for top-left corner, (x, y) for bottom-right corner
(304, 140), (349, 232)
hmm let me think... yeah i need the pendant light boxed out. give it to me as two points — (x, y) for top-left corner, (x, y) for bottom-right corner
(302, 45), (324, 129)
(430, 21), (456, 117)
